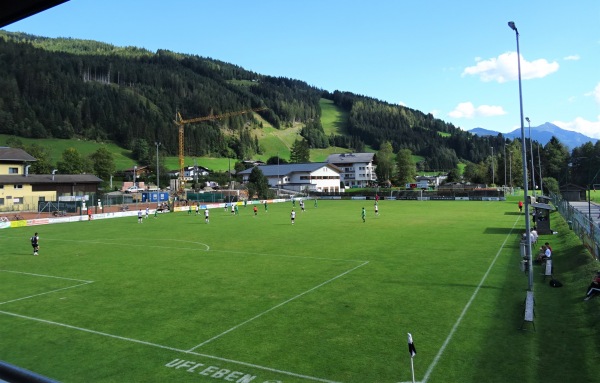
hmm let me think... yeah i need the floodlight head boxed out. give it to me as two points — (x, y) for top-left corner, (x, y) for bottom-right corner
(508, 21), (517, 31)
(525, 117), (530, 123)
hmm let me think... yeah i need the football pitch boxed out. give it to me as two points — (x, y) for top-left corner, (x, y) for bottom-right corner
(0, 199), (598, 383)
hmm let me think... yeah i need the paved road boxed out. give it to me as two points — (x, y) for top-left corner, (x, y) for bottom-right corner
(570, 201), (600, 227)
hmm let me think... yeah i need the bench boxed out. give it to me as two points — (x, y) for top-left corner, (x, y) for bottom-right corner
(520, 291), (535, 331)
(542, 259), (553, 281)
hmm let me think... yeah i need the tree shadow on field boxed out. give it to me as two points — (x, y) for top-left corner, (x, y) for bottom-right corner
(484, 227), (516, 235)
(505, 211), (522, 216)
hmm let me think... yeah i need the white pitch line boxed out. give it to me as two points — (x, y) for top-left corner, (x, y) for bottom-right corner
(0, 269), (93, 283)
(0, 281), (93, 306)
(209, 249), (368, 263)
(187, 260), (370, 352)
(420, 215), (520, 383)
(0, 310), (341, 383)
(40, 238), (211, 252)
(0, 269), (94, 306)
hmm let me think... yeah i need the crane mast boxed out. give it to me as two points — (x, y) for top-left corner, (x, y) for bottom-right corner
(174, 107), (266, 195)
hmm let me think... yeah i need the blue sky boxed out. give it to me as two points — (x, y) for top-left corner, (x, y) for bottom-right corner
(3, 0), (600, 138)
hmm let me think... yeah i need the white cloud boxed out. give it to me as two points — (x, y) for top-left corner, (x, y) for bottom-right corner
(448, 102), (506, 119)
(564, 55), (580, 61)
(590, 82), (600, 105)
(462, 52), (559, 83)
(553, 116), (600, 139)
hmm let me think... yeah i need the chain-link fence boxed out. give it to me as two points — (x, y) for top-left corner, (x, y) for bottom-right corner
(552, 193), (600, 260)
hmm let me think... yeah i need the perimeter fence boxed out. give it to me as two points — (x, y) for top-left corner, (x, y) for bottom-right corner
(551, 193), (600, 260)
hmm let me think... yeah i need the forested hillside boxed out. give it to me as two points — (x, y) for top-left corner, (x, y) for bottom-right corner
(0, 31), (506, 172)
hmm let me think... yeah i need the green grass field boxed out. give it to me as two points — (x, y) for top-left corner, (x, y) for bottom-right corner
(1, 199), (599, 383)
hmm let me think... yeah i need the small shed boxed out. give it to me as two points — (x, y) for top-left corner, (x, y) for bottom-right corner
(559, 183), (586, 201)
(531, 202), (554, 235)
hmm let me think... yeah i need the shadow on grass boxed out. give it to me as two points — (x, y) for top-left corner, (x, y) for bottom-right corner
(472, 212), (600, 383)
(505, 211), (523, 215)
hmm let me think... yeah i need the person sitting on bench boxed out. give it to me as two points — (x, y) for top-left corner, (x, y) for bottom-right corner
(584, 271), (600, 301)
(536, 245), (551, 263)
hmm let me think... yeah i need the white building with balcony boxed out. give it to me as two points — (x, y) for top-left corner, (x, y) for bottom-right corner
(325, 153), (377, 188)
(238, 163), (342, 193)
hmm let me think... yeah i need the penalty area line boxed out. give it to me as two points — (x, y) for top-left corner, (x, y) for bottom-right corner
(420, 215), (521, 383)
(187, 261), (370, 352)
(0, 310), (341, 383)
(42, 238), (211, 252)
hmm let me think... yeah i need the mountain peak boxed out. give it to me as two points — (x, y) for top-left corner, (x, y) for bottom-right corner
(468, 123), (597, 149)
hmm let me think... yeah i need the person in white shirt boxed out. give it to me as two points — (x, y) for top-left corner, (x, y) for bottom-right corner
(530, 228), (538, 244)
(290, 209), (296, 225)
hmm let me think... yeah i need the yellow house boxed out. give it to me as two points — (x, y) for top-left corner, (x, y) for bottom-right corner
(0, 147), (102, 212)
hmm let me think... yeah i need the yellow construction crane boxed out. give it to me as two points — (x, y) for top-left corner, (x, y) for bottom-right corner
(174, 107), (267, 194)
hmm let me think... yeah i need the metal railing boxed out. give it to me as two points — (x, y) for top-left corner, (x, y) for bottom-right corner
(552, 193), (600, 259)
(0, 360), (60, 383)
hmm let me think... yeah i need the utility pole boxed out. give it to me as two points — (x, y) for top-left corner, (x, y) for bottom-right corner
(490, 146), (495, 185)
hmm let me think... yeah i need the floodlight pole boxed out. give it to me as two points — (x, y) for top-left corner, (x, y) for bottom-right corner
(504, 144), (507, 188)
(509, 20), (533, 291)
(133, 165), (137, 188)
(526, 117), (536, 196)
(491, 146), (495, 185)
(537, 144), (543, 194)
(509, 152), (513, 188)
(155, 142), (161, 207)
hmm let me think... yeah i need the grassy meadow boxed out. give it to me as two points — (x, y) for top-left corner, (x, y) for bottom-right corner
(1, 198), (599, 383)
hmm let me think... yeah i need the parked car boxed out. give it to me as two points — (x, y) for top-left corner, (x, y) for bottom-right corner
(125, 186), (142, 193)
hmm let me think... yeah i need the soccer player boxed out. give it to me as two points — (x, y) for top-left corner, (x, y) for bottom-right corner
(362, 207), (366, 223)
(234, 205), (239, 215)
(204, 208), (210, 224)
(300, 200), (305, 212)
(31, 232), (39, 256)
(291, 209), (296, 225)
(264, 201), (268, 212)
(375, 202), (379, 216)
(196, 204), (200, 215)
(231, 203), (235, 215)
(253, 206), (258, 216)
(138, 210), (143, 223)
(145, 207), (150, 219)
